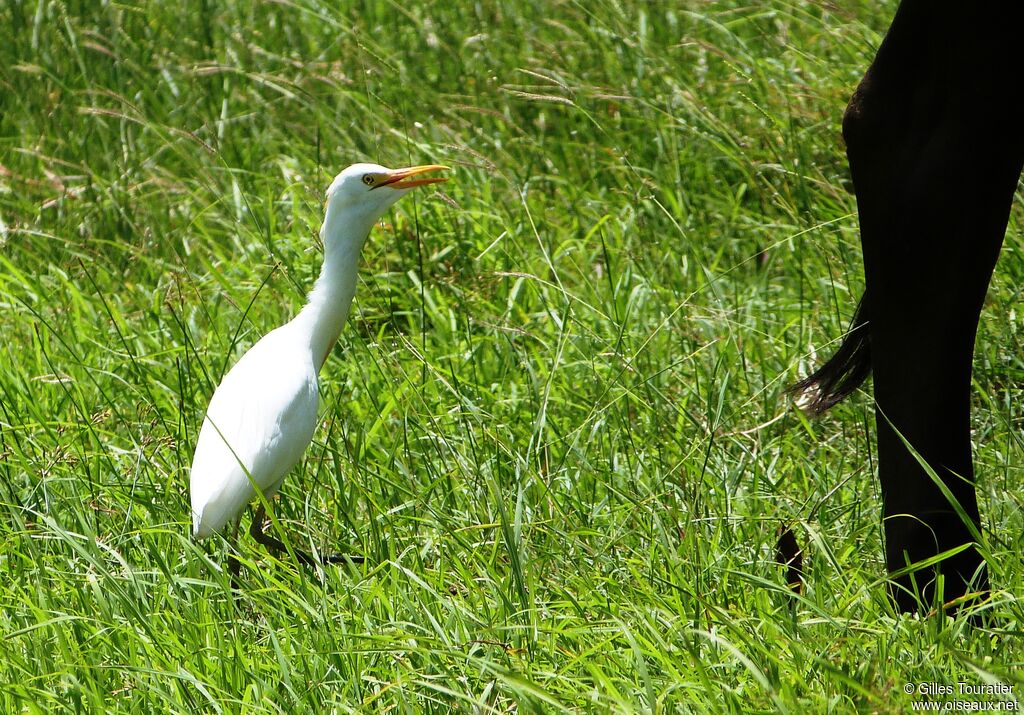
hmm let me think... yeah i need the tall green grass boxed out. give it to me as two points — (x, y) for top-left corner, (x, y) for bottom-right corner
(1, 0), (1023, 711)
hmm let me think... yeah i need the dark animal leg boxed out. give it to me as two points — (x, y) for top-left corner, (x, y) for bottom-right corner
(775, 525), (804, 595)
(803, 2), (1024, 612)
(227, 518), (242, 586)
(249, 503), (365, 567)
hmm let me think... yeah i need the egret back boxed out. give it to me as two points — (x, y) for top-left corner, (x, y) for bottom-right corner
(190, 326), (319, 538)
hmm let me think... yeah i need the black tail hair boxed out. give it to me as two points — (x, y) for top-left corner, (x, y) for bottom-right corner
(790, 295), (872, 415)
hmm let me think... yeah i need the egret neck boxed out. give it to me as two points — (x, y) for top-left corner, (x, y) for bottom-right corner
(293, 202), (376, 371)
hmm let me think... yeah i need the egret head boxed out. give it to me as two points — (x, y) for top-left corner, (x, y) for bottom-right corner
(324, 163), (448, 235)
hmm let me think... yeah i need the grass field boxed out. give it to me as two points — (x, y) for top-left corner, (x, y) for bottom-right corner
(2, 1), (1023, 712)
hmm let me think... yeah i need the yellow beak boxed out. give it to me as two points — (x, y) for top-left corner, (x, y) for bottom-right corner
(379, 164), (449, 190)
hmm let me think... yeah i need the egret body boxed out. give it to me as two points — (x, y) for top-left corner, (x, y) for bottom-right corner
(189, 163), (447, 558)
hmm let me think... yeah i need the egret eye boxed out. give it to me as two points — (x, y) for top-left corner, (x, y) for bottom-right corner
(362, 174), (375, 186)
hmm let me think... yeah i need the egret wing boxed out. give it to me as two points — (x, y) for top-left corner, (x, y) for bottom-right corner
(190, 329), (318, 538)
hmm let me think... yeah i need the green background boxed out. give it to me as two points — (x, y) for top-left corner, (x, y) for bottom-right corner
(1, 1), (1022, 712)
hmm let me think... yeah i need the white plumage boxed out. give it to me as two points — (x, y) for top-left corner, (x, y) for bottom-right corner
(190, 326), (318, 537)
(189, 162), (448, 544)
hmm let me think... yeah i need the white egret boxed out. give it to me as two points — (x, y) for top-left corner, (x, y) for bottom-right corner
(189, 162), (448, 567)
